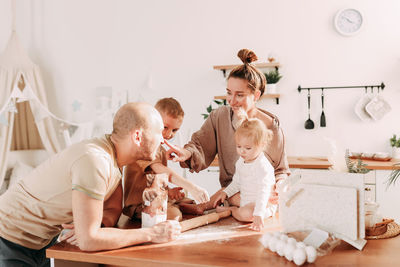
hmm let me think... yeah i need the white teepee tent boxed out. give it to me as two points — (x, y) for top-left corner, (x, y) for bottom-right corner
(0, 30), (64, 188)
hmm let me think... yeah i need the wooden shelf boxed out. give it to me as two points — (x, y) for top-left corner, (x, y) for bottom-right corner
(213, 62), (280, 71)
(214, 94), (281, 104)
(213, 62), (280, 77)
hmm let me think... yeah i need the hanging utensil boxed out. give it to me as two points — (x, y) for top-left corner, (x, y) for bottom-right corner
(320, 89), (326, 127)
(304, 89), (314, 129)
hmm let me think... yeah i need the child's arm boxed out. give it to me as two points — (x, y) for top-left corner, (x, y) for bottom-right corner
(150, 162), (209, 204)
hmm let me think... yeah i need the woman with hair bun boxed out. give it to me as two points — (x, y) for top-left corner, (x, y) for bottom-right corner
(165, 49), (290, 214)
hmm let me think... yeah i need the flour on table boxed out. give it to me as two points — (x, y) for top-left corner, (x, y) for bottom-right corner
(177, 220), (246, 244)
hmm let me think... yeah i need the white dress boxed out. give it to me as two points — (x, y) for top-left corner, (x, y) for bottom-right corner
(223, 153), (277, 219)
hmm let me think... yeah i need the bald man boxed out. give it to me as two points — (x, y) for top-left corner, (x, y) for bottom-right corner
(0, 103), (181, 267)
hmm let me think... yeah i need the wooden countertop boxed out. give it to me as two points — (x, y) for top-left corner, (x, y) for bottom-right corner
(210, 156), (400, 170)
(47, 215), (400, 266)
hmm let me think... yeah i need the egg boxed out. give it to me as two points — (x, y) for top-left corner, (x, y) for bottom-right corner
(272, 231), (282, 238)
(280, 234), (289, 242)
(276, 240), (287, 256)
(296, 241), (306, 249)
(268, 237), (278, 252)
(293, 247), (307, 266)
(287, 237), (297, 246)
(305, 246), (317, 263)
(284, 243), (296, 261)
(259, 233), (271, 248)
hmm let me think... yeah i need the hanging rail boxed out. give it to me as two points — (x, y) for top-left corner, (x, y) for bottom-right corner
(297, 82), (385, 93)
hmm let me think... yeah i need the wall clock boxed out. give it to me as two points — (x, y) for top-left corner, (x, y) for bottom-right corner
(334, 8), (363, 36)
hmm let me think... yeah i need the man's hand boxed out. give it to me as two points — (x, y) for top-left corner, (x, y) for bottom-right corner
(164, 140), (191, 162)
(212, 190), (227, 208)
(188, 185), (210, 204)
(59, 223), (77, 246)
(250, 216), (264, 232)
(150, 220), (181, 243)
(168, 187), (185, 201)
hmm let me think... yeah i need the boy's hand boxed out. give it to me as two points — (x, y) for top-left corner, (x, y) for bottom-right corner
(188, 185), (210, 204)
(250, 216), (264, 232)
(164, 140), (191, 162)
(168, 187), (185, 201)
(212, 190), (227, 208)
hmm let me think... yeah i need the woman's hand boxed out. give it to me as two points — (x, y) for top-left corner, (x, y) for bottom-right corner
(168, 187), (185, 201)
(150, 220), (181, 243)
(187, 184), (210, 204)
(268, 184), (279, 205)
(164, 140), (191, 162)
(212, 190), (227, 208)
(250, 216), (264, 232)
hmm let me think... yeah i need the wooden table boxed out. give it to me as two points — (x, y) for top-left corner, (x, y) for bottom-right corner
(47, 215), (400, 266)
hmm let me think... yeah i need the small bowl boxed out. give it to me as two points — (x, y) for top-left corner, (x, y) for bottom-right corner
(374, 152), (390, 159)
(362, 152), (375, 158)
(350, 152), (362, 157)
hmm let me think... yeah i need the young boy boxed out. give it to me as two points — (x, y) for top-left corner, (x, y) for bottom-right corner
(123, 98), (209, 221)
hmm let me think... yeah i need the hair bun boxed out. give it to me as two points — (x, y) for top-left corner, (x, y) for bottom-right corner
(237, 49), (258, 64)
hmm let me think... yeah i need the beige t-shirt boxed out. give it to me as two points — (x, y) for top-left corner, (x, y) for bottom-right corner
(0, 135), (122, 250)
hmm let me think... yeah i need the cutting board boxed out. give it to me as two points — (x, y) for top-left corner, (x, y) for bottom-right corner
(280, 183), (358, 241)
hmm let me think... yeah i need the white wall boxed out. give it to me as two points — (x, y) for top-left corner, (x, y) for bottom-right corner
(1, 0), (399, 156)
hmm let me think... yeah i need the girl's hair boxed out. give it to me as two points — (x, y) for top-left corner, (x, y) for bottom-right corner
(235, 118), (273, 149)
(228, 49), (267, 97)
(155, 97), (184, 119)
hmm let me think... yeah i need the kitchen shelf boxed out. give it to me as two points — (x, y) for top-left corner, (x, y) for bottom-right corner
(214, 94), (281, 104)
(213, 62), (280, 77)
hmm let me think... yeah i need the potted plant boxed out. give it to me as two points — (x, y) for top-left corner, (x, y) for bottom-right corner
(390, 134), (400, 159)
(201, 99), (227, 119)
(264, 69), (282, 94)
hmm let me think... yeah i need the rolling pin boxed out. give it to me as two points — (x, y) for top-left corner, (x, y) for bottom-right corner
(180, 210), (232, 232)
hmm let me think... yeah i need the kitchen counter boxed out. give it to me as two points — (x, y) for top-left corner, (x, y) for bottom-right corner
(210, 156), (332, 169)
(210, 156), (400, 170)
(47, 215), (400, 266)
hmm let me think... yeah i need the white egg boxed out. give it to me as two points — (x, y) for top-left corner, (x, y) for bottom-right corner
(272, 231), (282, 238)
(305, 246), (317, 263)
(259, 233), (271, 248)
(287, 237), (297, 246)
(293, 247), (307, 266)
(296, 241), (306, 249)
(268, 237), (278, 252)
(280, 234), (289, 242)
(276, 240), (287, 256)
(284, 243), (296, 261)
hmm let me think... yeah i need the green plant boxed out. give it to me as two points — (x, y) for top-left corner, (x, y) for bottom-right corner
(345, 149), (371, 174)
(264, 69), (282, 84)
(385, 163), (400, 189)
(201, 99), (227, 120)
(390, 134), (400, 148)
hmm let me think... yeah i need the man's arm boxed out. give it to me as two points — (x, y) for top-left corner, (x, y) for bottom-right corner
(71, 190), (180, 251)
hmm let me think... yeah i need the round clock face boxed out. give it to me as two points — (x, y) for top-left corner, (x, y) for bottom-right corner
(334, 8), (363, 36)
